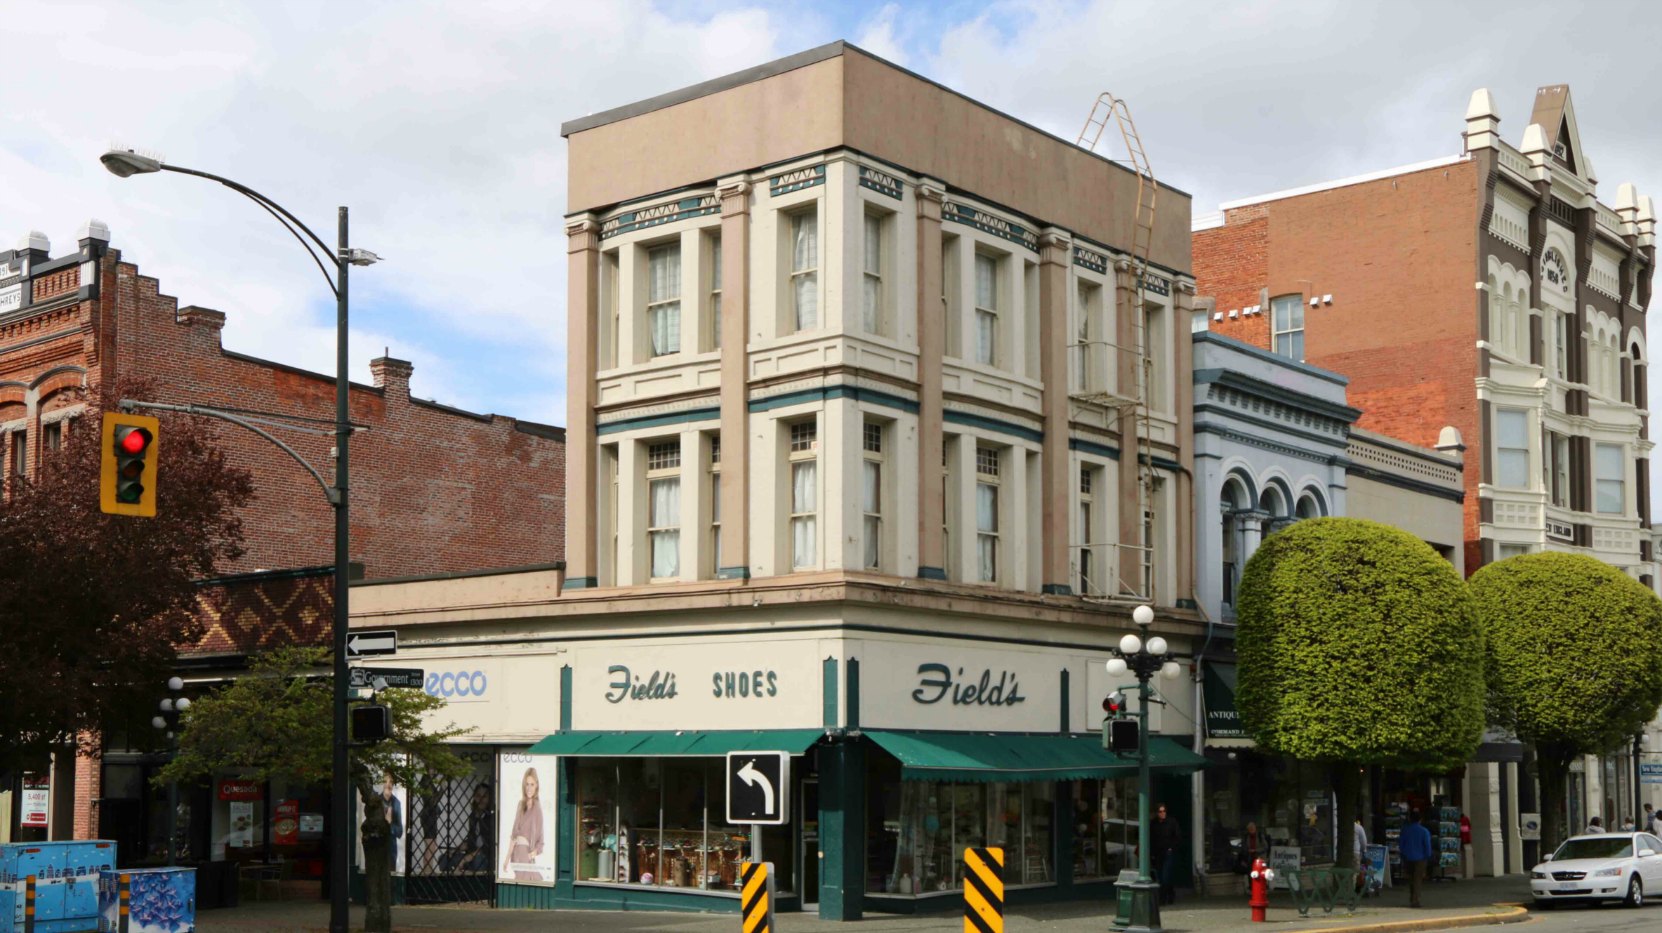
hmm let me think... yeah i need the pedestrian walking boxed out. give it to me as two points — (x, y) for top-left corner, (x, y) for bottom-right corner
(1645, 803), (1656, 834)
(1151, 803), (1183, 906)
(1586, 815), (1603, 834)
(1399, 809), (1433, 908)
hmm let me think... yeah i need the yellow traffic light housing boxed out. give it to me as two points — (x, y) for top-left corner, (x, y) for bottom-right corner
(100, 412), (160, 517)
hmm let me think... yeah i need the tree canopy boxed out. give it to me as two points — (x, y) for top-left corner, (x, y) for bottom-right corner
(0, 380), (253, 772)
(1235, 517), (1486, 771)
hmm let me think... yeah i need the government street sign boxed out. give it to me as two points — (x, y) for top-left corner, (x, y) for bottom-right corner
(1642, 762), (1662, 785)
(348, 667), (424, 690)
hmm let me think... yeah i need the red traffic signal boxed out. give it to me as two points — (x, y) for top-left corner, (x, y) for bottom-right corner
(118, 427), (152, 456)
(100, 413), (160, 517)
(1102, 691), (1127, 717)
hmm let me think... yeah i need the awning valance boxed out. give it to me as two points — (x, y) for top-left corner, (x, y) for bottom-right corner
(864, 730), (1208, 783)
(528, 729), (824, 757)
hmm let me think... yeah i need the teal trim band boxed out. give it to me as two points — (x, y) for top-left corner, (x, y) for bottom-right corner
(846, 658), (861, 730)
(1043, 583), (1073, 595)
(596, 406), (720, 436)
(822, 657), (838, 729)
(559, 667), (572, 732)
(1068, 438), (1120, 460)
(1151, 455), (1182, 473)
(944, 409), (1043, 443)
(748, 384), (919, 414)
(565, 576), (598, 589)
(942, 200), (1039, 250)
(917, 566), (947, 580)
(716, 565), (751, 580)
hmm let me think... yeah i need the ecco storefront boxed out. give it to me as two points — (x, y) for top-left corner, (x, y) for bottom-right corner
(448, 628), (1211, 919)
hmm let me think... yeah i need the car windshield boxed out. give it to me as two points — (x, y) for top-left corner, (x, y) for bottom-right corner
(1553, 837), (1632, 861)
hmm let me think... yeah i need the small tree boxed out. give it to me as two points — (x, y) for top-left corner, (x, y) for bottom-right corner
(0, 379), (253, 773)
(158, 647), (471, 933)
(1469, 552), (1662, 853)
(1236, 518), (1486, 869)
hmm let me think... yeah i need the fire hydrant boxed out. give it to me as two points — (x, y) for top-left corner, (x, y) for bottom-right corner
(1249, 857), (1274, 922)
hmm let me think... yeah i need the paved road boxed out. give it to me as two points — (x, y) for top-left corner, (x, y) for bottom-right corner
(1523, 902), (1662, 931)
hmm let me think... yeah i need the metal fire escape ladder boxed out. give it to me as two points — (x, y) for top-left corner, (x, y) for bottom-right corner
(1071, 92), (1161, 603)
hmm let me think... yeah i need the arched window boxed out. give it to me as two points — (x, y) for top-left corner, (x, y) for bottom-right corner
(1259, 485), (1289, 539)
(1295, 493), (1324, 520)
(1487, 275), (1502, 348)
(1220, 478), (1249, 608)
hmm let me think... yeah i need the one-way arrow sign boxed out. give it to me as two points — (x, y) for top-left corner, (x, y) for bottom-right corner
(726, 751), (789, 825)
(346, 630), (397, 658)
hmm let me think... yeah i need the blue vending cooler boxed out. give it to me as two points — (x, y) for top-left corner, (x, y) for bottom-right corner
(98, 868), (195, 933)
(0, 840), (118, 933)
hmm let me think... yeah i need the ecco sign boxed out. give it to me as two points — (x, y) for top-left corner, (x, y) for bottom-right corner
(425, 670), (489, 699)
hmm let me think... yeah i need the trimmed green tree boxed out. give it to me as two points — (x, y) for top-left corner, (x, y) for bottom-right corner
(157, 647), (471, 933)
(1236, 517), (1486, 869)
(1469, 552), (1662, 853)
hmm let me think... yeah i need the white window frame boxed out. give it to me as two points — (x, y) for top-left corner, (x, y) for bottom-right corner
(708, 231), (723, 352)
(862, 421), (884, 571)
(1271, 294), (1305, 362)
(1549, 432), (1570, 508)
(1078, 465), (1097, 596)
(1075, 280), (1098, 392)
(1595, 443), (1625, 515)
(646, 243), (682, 358)
(976, 445), (1001, 583)
(708, 435), (722, 577)
(789, 420), (818, 569)
(1554, 311), (1569, 380)
(974, 252), (1000, 366)
(646, 440), (682, 580)
(1494, 409), (1531, 489)
(789, 207), (819, 332)
(862, 211), (887, 336)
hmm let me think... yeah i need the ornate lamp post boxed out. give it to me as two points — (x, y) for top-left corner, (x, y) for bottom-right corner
(1106, 604), (1184, 933)
(152, 676), (191, 864)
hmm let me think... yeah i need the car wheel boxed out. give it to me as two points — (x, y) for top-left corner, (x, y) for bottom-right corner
(1625, 874), (1643, 908)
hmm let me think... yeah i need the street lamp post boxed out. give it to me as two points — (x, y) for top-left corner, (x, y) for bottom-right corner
(151, 676), (190, 865)
(1105, 604), (1184, 933)
(102, 148), (377, 933)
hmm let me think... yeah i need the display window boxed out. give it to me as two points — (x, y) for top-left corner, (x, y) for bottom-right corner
(1072, 778), (1137, 881)
(573, 757), (758, 892)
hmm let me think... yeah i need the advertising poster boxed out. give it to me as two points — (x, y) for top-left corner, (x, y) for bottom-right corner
(1365, 843), (1389, 892)
(1268, 845), (1301, 890)
(356, 769), (409, 875)
(274, 799), (300, 845)
(497, 749), (555, 885)
(20, 773), (50, 827)
(228, 801), (254, 849)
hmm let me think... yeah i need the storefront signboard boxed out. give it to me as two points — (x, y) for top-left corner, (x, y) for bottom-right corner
(1268, 845), (1300, 890)
(1641, 763), (1662, 785)
(497, 749), (556, 885)
(217, 779), (262, 801)
(570, 639), (823, 730)
(857, 639), (1058, 732)
(20, 772), (50, 827)
(406, 654), (556, 740)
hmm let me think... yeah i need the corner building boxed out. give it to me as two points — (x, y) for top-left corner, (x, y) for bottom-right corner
(355, 41), (1211, 919)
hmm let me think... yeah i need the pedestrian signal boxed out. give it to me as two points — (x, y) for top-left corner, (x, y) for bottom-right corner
(100, 412), (160, 517)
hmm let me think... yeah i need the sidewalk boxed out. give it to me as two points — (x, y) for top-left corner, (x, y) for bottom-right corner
(193, 875), (1533, 932)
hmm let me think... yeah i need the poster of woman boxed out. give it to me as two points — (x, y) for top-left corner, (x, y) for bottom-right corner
(497, 751), (555, 884)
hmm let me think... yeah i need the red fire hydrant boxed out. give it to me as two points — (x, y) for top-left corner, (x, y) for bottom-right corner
(1249, 857), (1274, 922)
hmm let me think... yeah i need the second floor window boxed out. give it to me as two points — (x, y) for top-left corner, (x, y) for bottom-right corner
(863, 422), (883, 570)
(791, 209), (819, 331)
(647, 441), (681, 579)
(709, 234), (723, 351)
(1494, 409), (1530, 489)
(974, 253), (999, 365)
(7, 430), (25, 479)
(1271, 294), (1304, 362)
(1548, 432), (1570, 508)
(1078, 466), (1096, 595)
(1595, 443), (1625, 515)
(790, 421), (818, 568)
(976, 445), (1000, 582)
(648, 244), (682, 357)
(709, 436), (722, 574)
(863, 213), (884, 335)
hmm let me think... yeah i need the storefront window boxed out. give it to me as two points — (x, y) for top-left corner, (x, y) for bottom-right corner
(866, 768), (1064, 894)
(573, 757), (756, 892)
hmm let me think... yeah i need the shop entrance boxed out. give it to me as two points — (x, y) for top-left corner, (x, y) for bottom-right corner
(404, 749), (496, 905)
(800, 778), (819, 909)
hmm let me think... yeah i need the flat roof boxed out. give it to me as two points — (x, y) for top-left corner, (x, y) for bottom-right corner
(1210, 154), (1470, 217)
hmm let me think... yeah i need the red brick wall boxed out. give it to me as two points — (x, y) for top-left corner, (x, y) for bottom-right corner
(73, 752), (101, 839)
(1195, 161), (1484, 551)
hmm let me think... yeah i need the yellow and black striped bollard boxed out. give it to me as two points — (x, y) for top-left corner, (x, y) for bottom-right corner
(963, 846), (1005, 933)
(23, 874), (35, 933)
(739, 861), (775, 933)
(119, 872), (132, 933)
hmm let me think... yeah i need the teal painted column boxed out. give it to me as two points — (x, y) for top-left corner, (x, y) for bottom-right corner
(555, 756), (577, 900)
(817, 739), (865, 921)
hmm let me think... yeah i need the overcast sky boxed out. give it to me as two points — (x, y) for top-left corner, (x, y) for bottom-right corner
(4, 1), (1659, 444)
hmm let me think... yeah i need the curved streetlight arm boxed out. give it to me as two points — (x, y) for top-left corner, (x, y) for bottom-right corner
(120, 398), (339, 504)
(157, 163), (340, 296)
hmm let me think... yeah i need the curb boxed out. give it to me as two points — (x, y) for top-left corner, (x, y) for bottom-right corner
(1300, 904), (1529, 933)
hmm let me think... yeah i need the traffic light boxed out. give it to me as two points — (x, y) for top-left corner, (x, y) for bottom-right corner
(1110, 718), (1140, 754)
(100, 412), (160, 517)
(351, 704), (391, 744)
(1102, 691), (1127, 718)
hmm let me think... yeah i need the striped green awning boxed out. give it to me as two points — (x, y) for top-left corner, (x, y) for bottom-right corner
(864, 730), (1208, 783)
(528, 729), (824, 757)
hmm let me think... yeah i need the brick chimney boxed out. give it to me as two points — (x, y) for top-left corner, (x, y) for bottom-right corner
(177, 305), (226, 330)
(370, 354), (414, 396)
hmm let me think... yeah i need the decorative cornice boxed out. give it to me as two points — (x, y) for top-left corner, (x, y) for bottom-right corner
(857, 165), (904, 201)
(942, 200), (1038, 251)
(769, 164), (826, 197)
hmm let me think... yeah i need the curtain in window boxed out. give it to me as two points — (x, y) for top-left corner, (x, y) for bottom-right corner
(649, 478), (680, 577)
(792, 461), (817, 568)
(976, 310), (996, 365)
(649, 247), (681, 356)
(1075, 283), (1091, 390)
(975, 254), (996, 308)
(976, 482), (998, 581)
(710, 241), (722, 350)
(1595, 444), (1625, 514)
(862, 460), (881, 569)
(792, 212), (818, 330)
(862, 215), (881, 333)
(1495, 411), (1530, 488)
(650, 305), (681, 356)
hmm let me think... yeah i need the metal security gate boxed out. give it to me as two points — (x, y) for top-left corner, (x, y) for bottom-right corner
(403, 748), (496, 905)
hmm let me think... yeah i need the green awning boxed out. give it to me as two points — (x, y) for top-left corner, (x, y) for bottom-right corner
(1204, 663), (1249, 741)
(864, 730), (1208, 783)
(528, 729), (824, 757)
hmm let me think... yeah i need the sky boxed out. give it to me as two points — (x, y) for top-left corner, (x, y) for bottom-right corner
(3, 0), (1660, 441)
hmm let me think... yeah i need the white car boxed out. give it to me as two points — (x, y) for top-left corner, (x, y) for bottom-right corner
(1530, 832), (1662, 907)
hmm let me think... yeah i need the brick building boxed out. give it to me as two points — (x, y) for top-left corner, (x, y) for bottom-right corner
(1193, 85), (1656, 582)
(2, 225), (565, 857)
